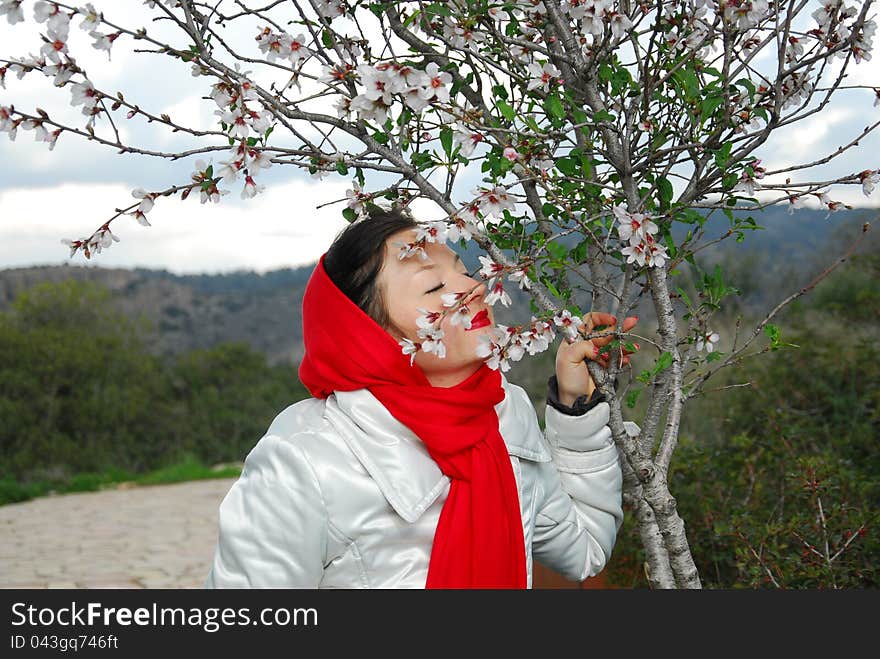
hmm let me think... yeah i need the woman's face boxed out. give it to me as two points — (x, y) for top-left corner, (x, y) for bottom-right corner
(378, 228), (496, 387)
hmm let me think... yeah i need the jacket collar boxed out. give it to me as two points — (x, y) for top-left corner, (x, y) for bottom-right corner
(323, 372), (550, 523)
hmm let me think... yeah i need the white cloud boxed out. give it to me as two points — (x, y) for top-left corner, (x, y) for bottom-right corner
(0, 178), (353, 274)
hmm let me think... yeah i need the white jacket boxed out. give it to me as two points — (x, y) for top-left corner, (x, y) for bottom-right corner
(204, 373), (629, 588)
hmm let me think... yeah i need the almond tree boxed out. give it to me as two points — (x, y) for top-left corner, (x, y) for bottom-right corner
(1, 0), (876, 588)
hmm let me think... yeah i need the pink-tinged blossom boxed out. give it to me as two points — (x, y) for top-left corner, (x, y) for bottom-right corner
(453, 128), (484, 157)
(502, 146), (520, 161)
(420, 327), (446, 359)
(448, 304), (474, 329)
(475, 325), (514, 372)
(345, 179), (371, 221)
(424, 61), (452, 104)
(217, 108), (249, 139)
(553, 309), (584, 341)
(333, 96), (352, 119)
(524, 316), (556, 355)
(734, 158), (766, 196)
(414, 221), (448, 246)
(440, 291), (468, 309)
(696, 331), (720, 353)
(0, 105), (16, 139)
(350, 93), (391, 127)
(474, 185), (516, 220)
(315, 0), (346, 20)
(642, 233), (669, 269)
(787, 194), (808, 214)
(318, 62), (356, 86)
(607, 9), (633, 40)
(41, 61), (75, 85)
(241, 174), (265, 199)
(249, 108), (273, 135)
(393, 237), (429, 262)
(443, 15), (488, 52)
(89, 30), (120, 60)
(621, 241), (646, 266)
(416, 308), (443, 332)
(255, 27), (291, 63)
(508, 267), (532, 291)
(289, 33), (310, 64)
(217, 158), (244, 184)
(484, 278), (512, 307)
(246, 148), (273, 174)
(477, 255), (505, 280)
(445, 214), (477, 243)
(40, 26), (70, 65)
(526, 60), (562, 93)
(613, 205), (658, 244)
(70, 79), (99, 109)
(399, 337), (420, 366)
(209, 82), (233, 109)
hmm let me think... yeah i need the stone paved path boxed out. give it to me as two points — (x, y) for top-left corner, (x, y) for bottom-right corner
(0, 478), (236, 589)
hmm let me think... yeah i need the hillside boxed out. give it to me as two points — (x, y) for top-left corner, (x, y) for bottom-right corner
(1, 205), (875, 368)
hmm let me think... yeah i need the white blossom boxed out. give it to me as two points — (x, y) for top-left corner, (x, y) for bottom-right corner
(0, 0), (24, 24)
(696, 331), (720, 353)
(526, 60), (561, 93)
(78, 3), (100, 31)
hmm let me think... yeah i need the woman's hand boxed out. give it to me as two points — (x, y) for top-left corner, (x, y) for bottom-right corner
(554, 312), (640, 406)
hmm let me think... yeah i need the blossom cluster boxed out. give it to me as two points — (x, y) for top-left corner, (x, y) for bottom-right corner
(391, 221), (555, 370)
(613, 205), (669, 269)
(334, 61), (453, 127)
(60, 224), (118, 260)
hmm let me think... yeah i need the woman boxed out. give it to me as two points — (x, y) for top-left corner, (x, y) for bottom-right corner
(204, 207), (640, 589)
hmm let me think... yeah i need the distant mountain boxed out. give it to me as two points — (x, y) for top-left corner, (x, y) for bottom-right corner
(1, 205), (875, 366)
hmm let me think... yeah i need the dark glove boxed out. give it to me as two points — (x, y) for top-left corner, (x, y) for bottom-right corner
(546, 374), (607, 416)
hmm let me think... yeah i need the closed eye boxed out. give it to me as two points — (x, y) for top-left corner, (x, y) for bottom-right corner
(424, 268), (472, 295)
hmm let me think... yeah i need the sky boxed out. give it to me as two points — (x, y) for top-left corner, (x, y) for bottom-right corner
(0, 1), (877, 275)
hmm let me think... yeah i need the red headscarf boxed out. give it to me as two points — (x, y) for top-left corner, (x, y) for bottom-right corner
(298, 252), (527, 588)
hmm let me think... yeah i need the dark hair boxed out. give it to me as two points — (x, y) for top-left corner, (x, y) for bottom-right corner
(323, 205), (419, 339)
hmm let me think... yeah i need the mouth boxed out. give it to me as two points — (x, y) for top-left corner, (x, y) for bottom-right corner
(465, 309), (490, 331)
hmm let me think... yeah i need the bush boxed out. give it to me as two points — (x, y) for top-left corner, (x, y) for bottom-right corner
(605, 255), (879, 588)
(0, 279), (306, 498)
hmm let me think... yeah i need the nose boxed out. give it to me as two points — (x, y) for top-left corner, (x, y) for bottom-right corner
(460, 273), (487, 308)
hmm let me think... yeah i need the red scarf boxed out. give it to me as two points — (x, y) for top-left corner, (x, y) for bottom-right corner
(298, 252), (527, 588)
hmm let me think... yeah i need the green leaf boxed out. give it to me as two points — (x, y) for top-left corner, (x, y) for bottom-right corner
(676, 286), (692, 309)
(342, 207), (357, 222)
(336, 161), (348, 175)
(545, 94), (565, 120)
(321, 29), (333, 49)
(424, 2), (451, 16)
(497, 100), (515, 122)
(625, 388), (641, 409)
(657, 351), (673, 371)
(440, 127), (453, 156)
(658, 177), (674, 210)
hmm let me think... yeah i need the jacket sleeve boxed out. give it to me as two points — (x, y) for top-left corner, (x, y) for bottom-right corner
(531, 377), (630, 583)
(204, 433), (328, 588)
